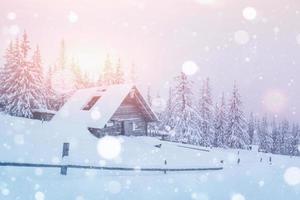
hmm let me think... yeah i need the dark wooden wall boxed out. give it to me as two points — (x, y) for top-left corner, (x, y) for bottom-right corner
(88, 94), (148, 138)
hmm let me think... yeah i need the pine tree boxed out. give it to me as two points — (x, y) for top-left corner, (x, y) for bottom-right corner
(271, 119), (281, 154)
(4, 32), (46, 117)
(0, 41), (14, 107)
(290, 124), (300, 156)
(20, 31), (30, 58)
(70, 58), (84, 89)
(247, 112), (255, 145)
(213, 93), (227, 147)
(57, 39), (66, 71)
(198, 78), (214, 147)
(114, 58), (125, 84)
(44, 66), (56, 110)
(281, 120), (290, 155)
(172, 72), (199, 144)
(100, 55), (115, 86)
(31, 45), (46, 110)
(5, 35), (31, 117)
(160, 86), (175, 132)
(258, 116), (273, 153)
(226, 82), (249, 149)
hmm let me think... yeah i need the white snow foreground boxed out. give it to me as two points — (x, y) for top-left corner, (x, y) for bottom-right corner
(0, 114), (299, 200)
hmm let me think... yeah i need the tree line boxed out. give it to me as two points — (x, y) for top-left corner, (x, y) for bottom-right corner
(149, 72), (300, 157)
(0, 32), (134, 118)
(0, 32), (299, 157)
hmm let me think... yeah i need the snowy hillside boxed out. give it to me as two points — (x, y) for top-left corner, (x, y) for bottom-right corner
(0, 115), (299, 200)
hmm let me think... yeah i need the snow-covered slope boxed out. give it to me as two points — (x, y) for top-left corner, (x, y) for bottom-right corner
(0, 114), (299, 200)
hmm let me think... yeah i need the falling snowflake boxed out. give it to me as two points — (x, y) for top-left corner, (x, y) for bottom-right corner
(35, 191), (45, 200)
(243, 7), (257, 21)
(231, 193), (246, 200)
(35, 168), (43, 176)
(14, 134), (24, 145)
(296, 34), (300, 45)
(234, 30), (250, 45)
(7, 12), (16, 20)
(182, 61), (199, 76)
(283, 167), (300, 186)
(258, 180), (265, 187)
(1, 188), (10, 196)
(107, 181), (121, 194)
(68, 11), (79, 23)
(97, 136), (121, 160)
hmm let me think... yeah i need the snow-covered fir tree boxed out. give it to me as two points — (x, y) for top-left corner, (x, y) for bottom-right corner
(159, 86), (175, 133)
(291, 124), (300, 156)
(258, 116), (273, 153)
(198, 78), (214, 147)
(271, 119), (281, 154)
(4, 32), (46, 117)
(70, 58), (85, 89)
(290, 124), (300, 156)
(114, 58), (125, 84)
(31, 45), (47, 109)
(226, 82), (249, 149)
(171, 72), (200, 144)
(44, 66), (57, 110)
(98, 55), (115, 86)
(282, 120), (295, 156)
(213, 93), (227, 148)
(280, 120), (290, 155)
(247, 112), (255, 145)
(57, 39), (66, 71)
(0, 41), (14, 107)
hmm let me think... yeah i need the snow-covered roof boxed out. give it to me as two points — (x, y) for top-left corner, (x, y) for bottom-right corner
(51, 84), (158, 129)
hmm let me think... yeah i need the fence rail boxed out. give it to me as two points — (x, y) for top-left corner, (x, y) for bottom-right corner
(0, 161), (223, 174)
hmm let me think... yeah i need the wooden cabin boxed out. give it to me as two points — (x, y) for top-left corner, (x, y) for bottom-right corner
(53, 84), (158, 138)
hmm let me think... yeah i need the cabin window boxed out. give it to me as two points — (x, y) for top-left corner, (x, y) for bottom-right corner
(82, 96), (101, 110)
(62, 142), (70, 158)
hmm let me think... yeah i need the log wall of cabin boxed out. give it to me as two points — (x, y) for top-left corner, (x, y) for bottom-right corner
(88, 94), (148, 138)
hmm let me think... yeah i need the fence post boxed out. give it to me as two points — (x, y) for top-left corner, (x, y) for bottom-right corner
(61, 142), (70, 175)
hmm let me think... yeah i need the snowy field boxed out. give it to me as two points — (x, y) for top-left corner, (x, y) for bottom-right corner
(0, 114), (299, 200)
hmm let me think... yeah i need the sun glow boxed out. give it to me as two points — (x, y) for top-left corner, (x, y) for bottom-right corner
(71, 48), (106, 72)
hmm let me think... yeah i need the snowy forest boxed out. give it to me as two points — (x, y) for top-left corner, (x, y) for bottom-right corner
(0, 32), (299, 157)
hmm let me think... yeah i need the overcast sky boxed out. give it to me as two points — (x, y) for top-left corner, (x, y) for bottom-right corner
(1, 0), (300, 122)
